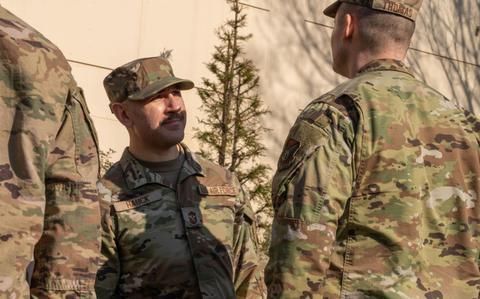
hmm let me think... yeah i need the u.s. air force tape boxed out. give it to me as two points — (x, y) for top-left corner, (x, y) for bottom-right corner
(197, 185), (237, 196)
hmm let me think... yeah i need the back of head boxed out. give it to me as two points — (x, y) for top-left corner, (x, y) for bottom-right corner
(338, 3), (416, 55)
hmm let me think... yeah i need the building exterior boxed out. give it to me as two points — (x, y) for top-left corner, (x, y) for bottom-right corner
(2, 0), (478, 165)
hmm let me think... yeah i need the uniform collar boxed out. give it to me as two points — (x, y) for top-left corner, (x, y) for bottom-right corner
(119, 143), (204, 190)
(356, 59), (414, 77)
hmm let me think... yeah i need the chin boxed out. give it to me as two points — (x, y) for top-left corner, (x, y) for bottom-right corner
(163, 133), (185, 146)
(145, 132), (184, 150)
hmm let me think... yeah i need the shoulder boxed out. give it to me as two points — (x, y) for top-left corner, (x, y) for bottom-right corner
(0, 7), (69, 66)
(98, 162), (125, 201)
(295, 93), (357, 143)
(188, 154), (245, 202)
(328, 69), (416, 100)
(356, 71), (470, 121)
(192, 154), (237, 186)
(0, 7), (74, 103)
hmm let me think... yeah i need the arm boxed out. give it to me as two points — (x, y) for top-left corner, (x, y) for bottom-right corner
(265, 104), (355, 298)
(233, 184), (267, 299)
(29, 86), (101, 298)
(94, 181), (121, 298)
(0, 45), (62, 298)
(0, 7), (102, 297)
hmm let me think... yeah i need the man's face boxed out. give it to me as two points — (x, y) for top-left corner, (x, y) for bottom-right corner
(125, 86), (187, 150)
(330, 7), (348, 76)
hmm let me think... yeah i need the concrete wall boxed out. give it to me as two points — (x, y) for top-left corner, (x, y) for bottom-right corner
(1, 0), (478, 167)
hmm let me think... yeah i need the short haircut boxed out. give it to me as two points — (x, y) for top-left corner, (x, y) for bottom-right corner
(338, 3), (416, 54)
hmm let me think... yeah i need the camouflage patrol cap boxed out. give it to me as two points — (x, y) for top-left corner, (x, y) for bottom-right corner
(324, 0), (423, 21)
(103, 56), (194, 103)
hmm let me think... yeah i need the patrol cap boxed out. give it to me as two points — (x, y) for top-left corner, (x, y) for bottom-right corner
(103, 56), (194, 103)
(324, 0), (423, 22)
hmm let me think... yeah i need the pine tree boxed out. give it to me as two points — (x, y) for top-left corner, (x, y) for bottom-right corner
(195, 0), (272, 254)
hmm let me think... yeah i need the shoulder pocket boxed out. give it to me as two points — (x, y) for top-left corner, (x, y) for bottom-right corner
(66, 87), (100, 179)
(273, 120), (330, 202)
(272, 119), (335, 222)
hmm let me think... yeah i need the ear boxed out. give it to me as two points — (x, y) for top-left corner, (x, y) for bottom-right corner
(343, 12), (354, 39)
(111, 102), (133, 128)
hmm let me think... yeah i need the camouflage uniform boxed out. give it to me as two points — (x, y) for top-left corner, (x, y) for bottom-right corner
(266, 58), (480, 298)
(0, 6), (101, 298)
(95, 144), (265, 298)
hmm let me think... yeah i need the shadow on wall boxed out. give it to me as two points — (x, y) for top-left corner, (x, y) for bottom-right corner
(247, 0), (343, 163)
(246, 0), (479, 165)
(407, 0), (479, 114)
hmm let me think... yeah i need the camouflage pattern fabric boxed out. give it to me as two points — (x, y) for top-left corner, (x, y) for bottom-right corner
(266, 59), (480, 298)
(324, 0), (423, 21)
(103, 56), (194, 103)
(95, 144), (266, 299)
(0, 6), (101, 298)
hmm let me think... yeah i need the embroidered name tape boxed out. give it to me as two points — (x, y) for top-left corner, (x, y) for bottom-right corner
(112, 189), (163, 212)
(197, 185), (237, 196)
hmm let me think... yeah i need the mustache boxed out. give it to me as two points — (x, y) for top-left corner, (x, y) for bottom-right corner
(161, 112), (186, 124)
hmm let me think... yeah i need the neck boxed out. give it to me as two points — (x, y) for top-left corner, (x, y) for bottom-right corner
(347, 49), (406, 78)
(129, 141), (180, 162)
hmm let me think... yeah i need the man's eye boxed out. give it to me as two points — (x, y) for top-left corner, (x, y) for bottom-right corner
(149, 96), (165, 102)
(172, 90), (181, 96)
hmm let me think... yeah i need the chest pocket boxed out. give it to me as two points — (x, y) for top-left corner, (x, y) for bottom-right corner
(196, 185), (237, 237)
(272, 119), (333, 222)
(66, 87), (100, 179)
(112, 189), (182, 244)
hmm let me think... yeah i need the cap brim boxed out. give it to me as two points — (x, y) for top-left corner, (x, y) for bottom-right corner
(323, 1), (341, 18)
(128, 77), (195, 101)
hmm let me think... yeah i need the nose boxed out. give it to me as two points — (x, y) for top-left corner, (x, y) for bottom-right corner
(165, 92), (181, 112)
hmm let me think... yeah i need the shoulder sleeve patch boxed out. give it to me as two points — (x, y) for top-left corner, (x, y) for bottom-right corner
(197, 185), (237, 196)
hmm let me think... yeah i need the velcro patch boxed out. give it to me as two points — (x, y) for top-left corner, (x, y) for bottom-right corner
(198, 185), (237, 196)
(182, 207), (203, 228)
(112, 189), (163, 212)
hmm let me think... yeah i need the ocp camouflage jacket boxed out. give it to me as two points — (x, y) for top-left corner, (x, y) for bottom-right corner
(266, 59), (480, 299)
(95, 145), (265, 299)
(0, 5), (101, 298)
